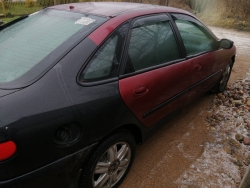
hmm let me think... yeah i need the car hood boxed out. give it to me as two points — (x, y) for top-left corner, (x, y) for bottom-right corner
(0, 89), (20, 98)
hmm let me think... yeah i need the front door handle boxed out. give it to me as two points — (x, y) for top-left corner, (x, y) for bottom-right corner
(194, 64), (201, 71)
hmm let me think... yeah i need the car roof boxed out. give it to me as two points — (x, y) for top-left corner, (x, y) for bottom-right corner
(50, 2), (191, 18)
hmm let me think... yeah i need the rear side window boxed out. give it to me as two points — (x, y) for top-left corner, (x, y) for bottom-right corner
(83, 36), (118, 80)
(80, 23), (129, 82)
(125, 15), (180, 72)
(0, 9), (107, 89)
(172, 14), (216, 56)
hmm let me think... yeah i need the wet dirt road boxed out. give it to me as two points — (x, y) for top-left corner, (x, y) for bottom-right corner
(120, 27), (250, 188)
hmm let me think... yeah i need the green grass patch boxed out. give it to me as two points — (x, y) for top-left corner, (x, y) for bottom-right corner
(0, 2), (43, 23)
(3, 2), (43, 16)
(1, 16), (20, 24)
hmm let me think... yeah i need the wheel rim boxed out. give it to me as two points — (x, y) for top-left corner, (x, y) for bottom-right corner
(92, 142), (131, 188)
(219, 64), (231, 91)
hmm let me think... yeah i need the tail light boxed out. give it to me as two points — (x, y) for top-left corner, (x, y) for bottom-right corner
(0, 141), (17, 161)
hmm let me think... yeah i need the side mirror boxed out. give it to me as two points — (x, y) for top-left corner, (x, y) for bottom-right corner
(219, 39), (234, 49)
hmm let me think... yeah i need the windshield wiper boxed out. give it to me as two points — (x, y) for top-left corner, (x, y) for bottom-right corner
(0, 15), (28, 31)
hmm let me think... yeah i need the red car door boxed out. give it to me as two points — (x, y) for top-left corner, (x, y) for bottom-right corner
(186, 52), (218, 101)
(119, 14), (192, 128)
(172, 14), (222, 104)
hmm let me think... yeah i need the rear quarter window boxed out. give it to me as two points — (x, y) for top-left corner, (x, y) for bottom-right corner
(80, 23), (129, 82)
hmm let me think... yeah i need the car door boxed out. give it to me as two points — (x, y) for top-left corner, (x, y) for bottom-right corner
(119, 14), (192, 128)
(171, 14), (221, 103)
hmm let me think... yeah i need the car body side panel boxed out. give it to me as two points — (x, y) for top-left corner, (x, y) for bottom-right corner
(0, 37), (146, 186)
(0, 89), (19, 98)
(57, 40), (146, 148)
(119, 60), (194, 128)
(0, 77), (79, 181)
(0, 38), (98, 181)
(185, 46), (236, 105)
(0, 146), (95, 188)
(213, 47), (236, 70)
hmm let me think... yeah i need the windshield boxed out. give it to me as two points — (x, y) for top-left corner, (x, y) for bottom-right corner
(0, 9), (107, 89)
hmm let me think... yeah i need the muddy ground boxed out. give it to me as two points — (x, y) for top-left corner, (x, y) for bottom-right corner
(120, 27), (250, 188)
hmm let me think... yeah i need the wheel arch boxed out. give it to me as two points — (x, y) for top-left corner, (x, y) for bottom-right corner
(118, 124), (143, 145)
(98, 124), (143, 146)
(231, 55), (236, 63)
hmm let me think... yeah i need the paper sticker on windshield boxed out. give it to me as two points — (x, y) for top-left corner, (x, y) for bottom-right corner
(75, 17), (95, 25)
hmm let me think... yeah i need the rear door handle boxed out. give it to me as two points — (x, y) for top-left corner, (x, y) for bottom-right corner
(133, 86), (148, 97)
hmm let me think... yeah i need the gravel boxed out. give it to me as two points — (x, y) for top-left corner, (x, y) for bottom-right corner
(175, 74), (250, 188)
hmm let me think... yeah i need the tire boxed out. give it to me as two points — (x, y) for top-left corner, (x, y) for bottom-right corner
(212, 60), (233, 93)
(79, 131), (135, 188)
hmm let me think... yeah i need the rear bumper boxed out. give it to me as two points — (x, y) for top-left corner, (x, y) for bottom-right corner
(0, 144), (96, 188)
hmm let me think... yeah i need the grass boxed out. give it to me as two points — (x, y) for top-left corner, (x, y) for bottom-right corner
(1, 2), (43, 24)
(1, 16), (20, 24)
(3, 2), (43, 15)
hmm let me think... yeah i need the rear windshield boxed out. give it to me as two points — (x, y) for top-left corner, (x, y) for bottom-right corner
(0, 9), (107, 89)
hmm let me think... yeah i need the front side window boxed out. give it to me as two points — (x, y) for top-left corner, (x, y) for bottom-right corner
(172, 14), (216, 56)
(81, 23), (128, 82)
(125, 15), (180, 72)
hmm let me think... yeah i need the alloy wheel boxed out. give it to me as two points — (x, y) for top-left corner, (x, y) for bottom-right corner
(92, 142), (131, 188)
